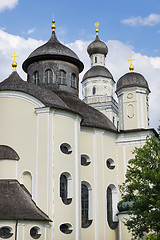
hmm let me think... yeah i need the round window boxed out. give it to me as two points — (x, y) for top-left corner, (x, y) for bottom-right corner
(30, 227), (41, 239)
(60, 143), (72, 154)
(81, 155), (91, 166)
(106, 158), (115, 170)
(60, 223), (73, 234)
(0, 227), (13, 239)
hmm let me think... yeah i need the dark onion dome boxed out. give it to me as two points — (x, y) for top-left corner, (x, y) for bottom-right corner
(0, 145), (20, 160)
(116, 72), (150, 92)
(0, 71), (116, 133)
(82, 65), (113, 82)
(87, 35), (108, 56)
(22, 32), (84, 73)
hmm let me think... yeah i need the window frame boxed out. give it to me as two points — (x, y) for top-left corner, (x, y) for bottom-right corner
(58, 70), (66, 85)
(33, 71), (39, 85)
(45, 69), (53, 84)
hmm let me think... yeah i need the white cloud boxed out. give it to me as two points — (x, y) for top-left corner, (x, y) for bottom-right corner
(27, 28), (35, 35)
(121, 14), (160, 27)
(0, 29), (159, 129)
(0, 0), (18, 12)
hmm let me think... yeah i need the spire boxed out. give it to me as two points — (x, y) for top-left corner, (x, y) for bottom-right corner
(128, 56), (134, 72)
(51, 16), (56, 32)
(11, 52), (18, 72)
(95, 22), (99, 36)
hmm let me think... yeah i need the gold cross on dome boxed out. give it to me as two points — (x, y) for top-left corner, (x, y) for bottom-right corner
(128, 56), (135, 72)
(11, 52), (18, 62)
(95, 22), (99, 36)
(11, 52), (18, 72)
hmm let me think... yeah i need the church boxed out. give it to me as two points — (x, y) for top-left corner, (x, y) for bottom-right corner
(0, 18), (156, 240)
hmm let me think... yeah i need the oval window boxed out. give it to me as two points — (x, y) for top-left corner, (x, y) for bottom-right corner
(30, 227), (41, 239)
(60, 143), (72, 154)
(81, 154), (91, 166)
(0, 227), (13, 239)
(60, 223), (73, 234)
(106, 158), (115, 170)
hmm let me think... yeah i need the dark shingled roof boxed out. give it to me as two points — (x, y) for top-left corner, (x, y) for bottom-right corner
(82, 65), (113, 82)
(116, 72), (150, 92)
(0, 180), (51, 221)
(0, 145), (19, 160)
(87, 35), (108, 56)
(53, 90), (117, 132)
(0, 72), (69, 110)
(22, 32), (84, 73)
(0, 71), (117, 133)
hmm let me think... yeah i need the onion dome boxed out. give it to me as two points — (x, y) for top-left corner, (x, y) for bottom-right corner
(87, 35), (108, 56)
(82, 65), (113, 82)
(22, 30), (84, 73)
(116, 72), (150, 92)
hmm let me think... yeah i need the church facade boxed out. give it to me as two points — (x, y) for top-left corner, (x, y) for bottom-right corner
(0, 19), (156, 240)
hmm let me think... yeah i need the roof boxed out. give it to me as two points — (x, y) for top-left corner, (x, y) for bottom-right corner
(116, 72), (150, 92)
(0, 180), (51, 221)
(22, 32), (84, 73)
(0, 72), (69, 110)
(0, 145), (19, 160)
(82, 65), (113, 82)
(0, 71), (117, 133)
(87, 35), (108, 56)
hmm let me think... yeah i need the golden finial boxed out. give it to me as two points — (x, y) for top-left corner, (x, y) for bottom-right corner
(51, 16), (56, 32)
(95, 22), (99, 36)
(128, 56), (135, 72)
(11, 52), (18, 72)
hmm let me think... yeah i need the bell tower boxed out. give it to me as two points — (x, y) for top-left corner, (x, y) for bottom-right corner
(116, 58), (150, 131)
(82, 23), (118, 127)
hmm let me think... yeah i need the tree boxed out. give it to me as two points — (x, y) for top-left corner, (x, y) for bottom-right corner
(119, 128), (160, 240)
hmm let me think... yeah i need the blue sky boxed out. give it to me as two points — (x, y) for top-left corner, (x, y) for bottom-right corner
(0, 0), (160, 129)
(1, 0), (160, 56)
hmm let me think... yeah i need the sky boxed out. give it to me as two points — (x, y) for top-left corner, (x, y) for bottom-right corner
(0, 0), (160, 129)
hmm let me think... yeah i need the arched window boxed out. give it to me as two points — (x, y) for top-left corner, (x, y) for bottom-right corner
(58, 70), (66, 85)
(60, 173), (72, 205)
(92, 86), (96, 95)
(33, 71), (39, 85)
(95, 56), (97, 63)
(45, 69), (53, 84)
(21, 171), (32, 194)
(71, 73), (76, 88)
(107, 184), (118, 229)
(81, 182), (93, 228)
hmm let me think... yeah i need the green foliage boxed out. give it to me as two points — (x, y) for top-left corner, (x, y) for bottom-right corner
(119, 128), (160, 240)
(146, 232), (160, 240)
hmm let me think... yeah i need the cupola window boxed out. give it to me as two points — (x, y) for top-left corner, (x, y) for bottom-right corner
(33, 71), (39, 85)
(92, 86), (96, 95)
(58, 70), (66, 85)
(45, 69), (53, 84)
(71, 73), (77, 88)
(95, 56), (97, 63)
